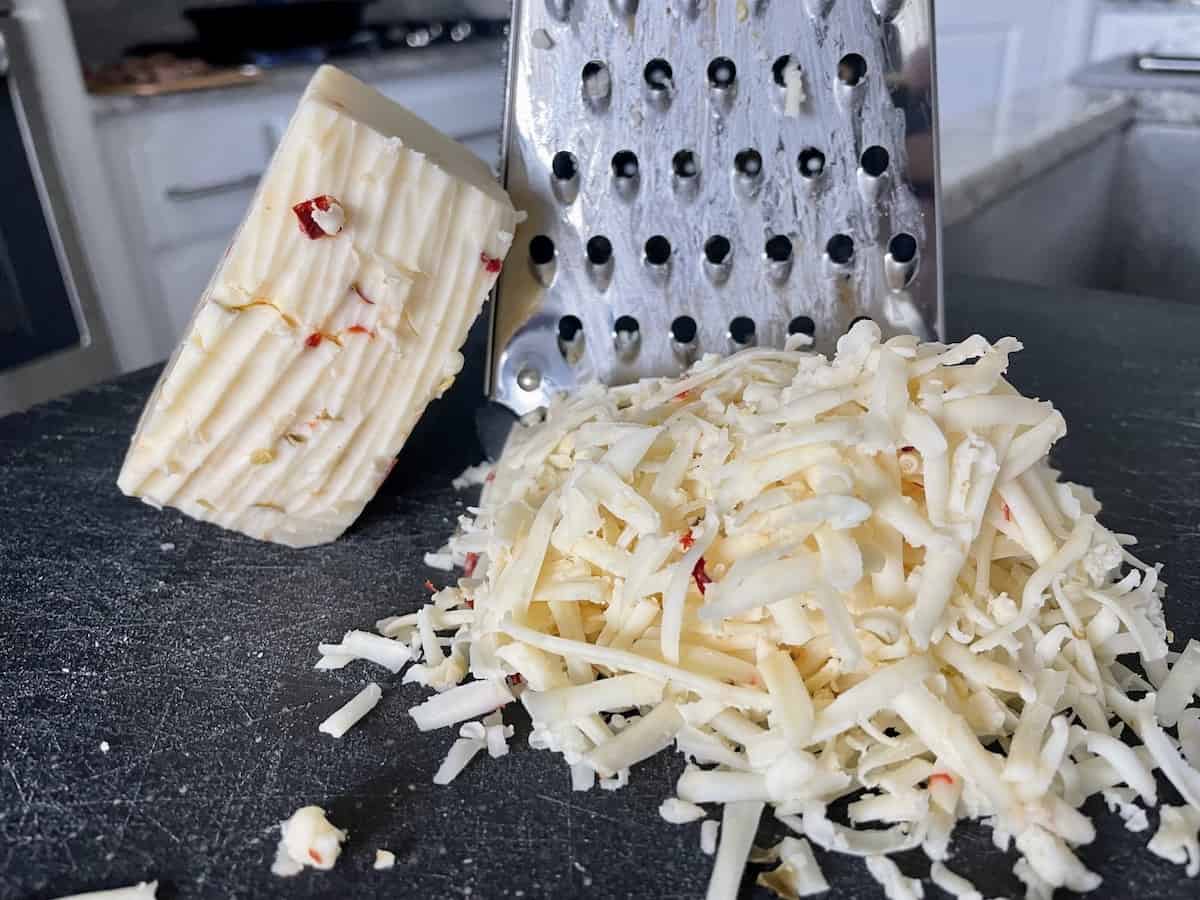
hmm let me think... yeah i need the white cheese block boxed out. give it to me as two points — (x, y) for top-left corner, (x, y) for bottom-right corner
(117, 65), (518, 547)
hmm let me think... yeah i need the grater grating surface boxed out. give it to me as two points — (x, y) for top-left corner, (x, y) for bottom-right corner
(488, 0), (941, 416)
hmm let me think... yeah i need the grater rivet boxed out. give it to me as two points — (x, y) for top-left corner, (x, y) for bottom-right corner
(516, 366), (542, 391)
(728, 316), (757, 349)
(764, 235), (794, 284)
(643, 59), (675, 109)
(550, 151), (580, 204)
(733, 148), (764, 199)
(871, 0), (907, 22)
(670, 315), (699, 365)
(644, 235), (672, 282)
(581, 60), (612, 111)
(529, 235), (557, 287)
(884, 233), (919, 290)
(703, 235), (733, 285)
(545, 0), (573, 22)
(706, 57), (738, 113)
(611, 150), (640, 199)
(613, 315), (641, 361)
(797, 147), (827, 183)
(557, 315), (585, 364)
(586, 235), (615, 290)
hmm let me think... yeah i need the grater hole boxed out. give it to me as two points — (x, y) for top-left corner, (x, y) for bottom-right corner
(798, 148), (826, 178)
(529, 235), (556, 266)
(765, 235), (793, 263)
(728, 316), (756, 346)
(707, 56), (737, 88)
(827, 234), (855, 264)
(614, 315), (640, 341)
(788, 315), (816, 337)
(861, 146), (890, 177)
(837, 53), (867, 87)
(673, 149), (699, 179)
(772, 54), (798, 87)
(552, 151), (579, 181)
(644, 235), (672, 266)
(671, 315), (698, 345)
(612, 150), (639, 180)
(889, 232), (918, 264)
(586, 235), (613, 266)
(581, 60), (612, 105)
(558, 315), (583, 343)
(644, 58), (674, 91)
(704, 235), (732, 265)
(734, 149), (763, 178)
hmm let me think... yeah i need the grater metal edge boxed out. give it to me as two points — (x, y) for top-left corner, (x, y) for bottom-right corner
(488, 0), (943, 416)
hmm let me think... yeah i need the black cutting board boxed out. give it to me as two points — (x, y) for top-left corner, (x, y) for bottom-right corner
(2, 275), (1199, 898)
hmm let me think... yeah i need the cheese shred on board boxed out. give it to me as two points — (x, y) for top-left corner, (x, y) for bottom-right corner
(357, 324), (1199, 897)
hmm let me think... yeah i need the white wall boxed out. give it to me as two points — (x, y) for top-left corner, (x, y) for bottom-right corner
(936, 0), (1098, 125)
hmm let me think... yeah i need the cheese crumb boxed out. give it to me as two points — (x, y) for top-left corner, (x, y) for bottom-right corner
(374, 848), (396, 870)
(99, 740), (110, 753)
(701, 820), (720, 856)
(452, 461), (493, 490)
(311, 198), (346, 236)
(271, 806), (346, 876)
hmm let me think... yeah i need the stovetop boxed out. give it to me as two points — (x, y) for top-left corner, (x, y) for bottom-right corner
(125, 18), (509, 70)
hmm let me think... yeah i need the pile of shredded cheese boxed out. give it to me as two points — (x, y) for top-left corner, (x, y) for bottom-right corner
(324, 323), (1200, 898)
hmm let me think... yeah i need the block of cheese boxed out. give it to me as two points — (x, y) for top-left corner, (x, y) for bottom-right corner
(117, 66), (518, 547)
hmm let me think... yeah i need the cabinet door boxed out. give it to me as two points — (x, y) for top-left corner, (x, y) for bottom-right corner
(155, 237), (230, 341)
(936, 0), (1096, 124)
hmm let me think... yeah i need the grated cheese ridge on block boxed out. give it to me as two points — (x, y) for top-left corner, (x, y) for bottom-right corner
(116, 65), (518, 548)
(366, 324), (1198, 898)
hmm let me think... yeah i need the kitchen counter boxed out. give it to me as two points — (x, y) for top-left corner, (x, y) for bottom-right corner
(939, 86), (1136, 227)
(89, 40), (507, 120)
(2, 276), (1199, 899)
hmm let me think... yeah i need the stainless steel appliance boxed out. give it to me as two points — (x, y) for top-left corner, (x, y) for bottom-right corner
(0, 0), (115, 413)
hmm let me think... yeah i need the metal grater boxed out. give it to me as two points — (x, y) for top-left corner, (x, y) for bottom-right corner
(487, 0), (942, 417)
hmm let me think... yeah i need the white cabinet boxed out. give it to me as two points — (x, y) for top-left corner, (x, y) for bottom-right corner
(156, 237), (230, 338)
(1091, 6), (1200, 60)
(936, 0), (1097, 124)
(95, 52), (503, 362)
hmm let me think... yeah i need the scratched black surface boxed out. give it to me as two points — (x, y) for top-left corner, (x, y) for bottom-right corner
(1, 276), (1198, 899)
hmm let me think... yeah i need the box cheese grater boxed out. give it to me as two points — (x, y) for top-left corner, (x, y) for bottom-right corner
(487, 0), (942, 417)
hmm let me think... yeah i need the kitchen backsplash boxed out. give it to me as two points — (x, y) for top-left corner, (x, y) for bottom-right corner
(65, 0), (479, 66)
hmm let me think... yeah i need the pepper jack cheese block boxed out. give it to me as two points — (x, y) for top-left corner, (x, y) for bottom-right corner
(117, 66), (519, 547)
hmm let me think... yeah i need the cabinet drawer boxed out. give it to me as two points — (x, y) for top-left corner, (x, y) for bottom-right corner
(120, 95), (296, 252)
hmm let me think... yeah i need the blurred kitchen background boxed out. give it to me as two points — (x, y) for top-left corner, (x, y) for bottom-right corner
(1, 0), (1198, 416)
